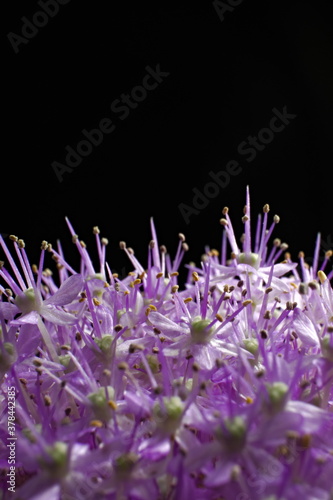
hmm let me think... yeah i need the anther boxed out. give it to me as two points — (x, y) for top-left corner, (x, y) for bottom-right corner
(273, 215), (280, 224)
(9, 235), (18, 242)
(265, 286), (273, 294)
(44, 395), (52, 406)
(178, 233), (186, 242)
(119, 241), (126, 250)
(220, 218), (228, 227)
(93, 226), (100, 234)
(263, 204), (270, 213)
(242, 299), (253, 307)
(260, 329), (268, 339)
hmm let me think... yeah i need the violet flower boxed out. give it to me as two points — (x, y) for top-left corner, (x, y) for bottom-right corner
(0, 187), (332, 500)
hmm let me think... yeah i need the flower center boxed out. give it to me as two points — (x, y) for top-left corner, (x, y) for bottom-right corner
(15, 288), (39, 314)
(190, 317), (214, 345)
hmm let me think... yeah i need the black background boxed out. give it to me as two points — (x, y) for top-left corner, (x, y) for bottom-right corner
(2, 1), (333, 282)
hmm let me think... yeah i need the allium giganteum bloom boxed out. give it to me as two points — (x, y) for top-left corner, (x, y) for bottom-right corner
(1, 188), (333, 500)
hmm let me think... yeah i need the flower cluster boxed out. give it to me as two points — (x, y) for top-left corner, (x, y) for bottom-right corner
(0, 189), (333, 500)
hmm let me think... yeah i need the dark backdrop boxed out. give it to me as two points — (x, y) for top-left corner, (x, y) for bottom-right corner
(3, 1), (333, 282)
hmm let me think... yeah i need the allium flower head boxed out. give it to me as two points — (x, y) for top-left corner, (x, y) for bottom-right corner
(0, 187), (332, 500)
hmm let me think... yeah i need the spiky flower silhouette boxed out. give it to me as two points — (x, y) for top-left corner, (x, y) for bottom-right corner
(0, 188), (332, 500)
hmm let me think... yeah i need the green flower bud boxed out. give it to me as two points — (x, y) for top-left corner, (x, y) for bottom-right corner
(190, 317), (213, 345)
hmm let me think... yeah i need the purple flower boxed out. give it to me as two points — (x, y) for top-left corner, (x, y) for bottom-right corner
(1, 188), (333, 499)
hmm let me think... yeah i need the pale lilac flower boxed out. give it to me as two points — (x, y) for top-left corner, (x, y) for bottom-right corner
(1, 188), (332, 499)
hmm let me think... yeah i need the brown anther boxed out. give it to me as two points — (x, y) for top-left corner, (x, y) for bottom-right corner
(0, 261), (4, 269)
(156, 272), (163, 279)
(215, 313), (223, 322)
(241, 289), (247, 297)
(192, 362), (200, 372)
(223, 284), (229, 293)
(65, 407), (71, 416)
(33, 359), (42, 367)
(286, 301), (293, 310)
(153, 327), (161, 335)
(19, 378), (27, 385)
(117, 362), (128, 371)
(44, 395), (52, 406)
(60, 344), (71, 351)
(75, 332), (82, 341)
(129, 343), (144, 354)
(265, 286), (273, 294)
(237, 280), (244, 288)
(114, 324), (123, 332)
(264, 311), (271, 320)
(243, 205), (248, 214)
(170, 272), (179, 277)
(72, 234), (78, 243)
(152, 347), (159, 354)
(260, 329), (268, 339)
(242, 215), (249, 223)
(242, 299), (253, 307)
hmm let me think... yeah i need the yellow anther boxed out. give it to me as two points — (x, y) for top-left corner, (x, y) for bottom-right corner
(184, 297), (192, 303)
(156, 272), (163, 278)
(215, 314), (223, 322)
(171, 285), (179, 293)
(90, 420), (104, 428)
(170, 272), (179, 277)
(245, 396), (253, 404)
(192, 272), (199, 282)
(318, 270), (327, 284)
(108, 400), (117, 410)
(93, 298), (101, 306)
